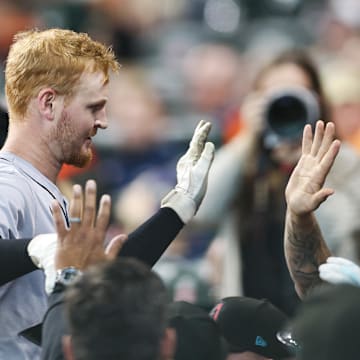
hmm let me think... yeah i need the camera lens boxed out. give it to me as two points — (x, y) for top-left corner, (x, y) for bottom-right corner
(267, 95), (307, 138)
(263, 87), (320, 148)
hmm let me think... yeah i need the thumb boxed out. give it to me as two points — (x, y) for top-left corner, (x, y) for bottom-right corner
(312, 188), (335, 208)
(105, 234), (127, 259)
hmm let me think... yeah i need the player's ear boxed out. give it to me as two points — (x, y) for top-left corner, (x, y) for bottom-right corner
(37, 88), (57, 121)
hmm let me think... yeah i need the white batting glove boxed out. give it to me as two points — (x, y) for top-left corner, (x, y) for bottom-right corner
(319, 256), (360, 287)
(161, 120), (215, 223)
(28, 233), (58, 295)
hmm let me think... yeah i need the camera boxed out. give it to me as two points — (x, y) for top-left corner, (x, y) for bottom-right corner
(262, 87), (320, 148)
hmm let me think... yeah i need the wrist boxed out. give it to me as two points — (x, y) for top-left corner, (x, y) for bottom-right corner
(55, 266), (83, 287)
(287, 208), (314, 225)
(161, 189), (195, 224)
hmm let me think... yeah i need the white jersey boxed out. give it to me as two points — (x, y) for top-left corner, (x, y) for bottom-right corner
(0, 151), (69, 359)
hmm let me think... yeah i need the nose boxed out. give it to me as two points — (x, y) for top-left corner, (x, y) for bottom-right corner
(95, 111), (108, 130)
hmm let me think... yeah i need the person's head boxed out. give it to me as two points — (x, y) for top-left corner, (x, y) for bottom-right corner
(322, 61), (360, 141)
(103, 68), (167, 150)
(210, 297), (293, 360)
(252, 49), (329, 165)
(63, 258), (175, 360)
(254, 49), (328, 121)
(167, 301), (228, 360)
(5, 28), (120, 167)
(183, 43), (243, 112)
(291, 284), (360, 360)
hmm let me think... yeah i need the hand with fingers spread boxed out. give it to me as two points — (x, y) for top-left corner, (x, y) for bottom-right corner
(284, 121), (341, 298)
(161, 120), (215, 223)
(285, 121), (341, 216)
(28, 180), (126, 294)
(53, 180), (126, 271)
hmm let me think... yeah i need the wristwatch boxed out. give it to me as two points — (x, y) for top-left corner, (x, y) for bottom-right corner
(55, 267), (83, 286)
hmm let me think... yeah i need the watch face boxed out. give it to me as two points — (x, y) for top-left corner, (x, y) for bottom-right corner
(63, 268), (79, 281)
(57, 267), (82, 286)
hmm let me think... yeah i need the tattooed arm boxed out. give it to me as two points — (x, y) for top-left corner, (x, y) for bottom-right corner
(284, 121), (341, 299)
(284, 210), (331, 298)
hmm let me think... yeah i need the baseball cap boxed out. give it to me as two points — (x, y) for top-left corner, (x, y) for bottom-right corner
(291, 284), (360, 360)
(167, 301), (228, 360)
(210, 296), (293, 359)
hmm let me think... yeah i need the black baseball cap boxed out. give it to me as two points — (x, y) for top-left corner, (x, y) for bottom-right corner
(167, 301), (228, 360)
(210, 297), (293, 359)
(291, 284), (360, 360)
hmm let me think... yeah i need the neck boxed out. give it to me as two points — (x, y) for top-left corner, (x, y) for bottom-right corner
(2, 122), (61, 183)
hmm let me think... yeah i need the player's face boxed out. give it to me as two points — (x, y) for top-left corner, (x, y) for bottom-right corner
(52, 71), (109, 167)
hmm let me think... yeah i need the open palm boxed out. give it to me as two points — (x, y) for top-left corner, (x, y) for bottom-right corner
(285, 121), (341, 216)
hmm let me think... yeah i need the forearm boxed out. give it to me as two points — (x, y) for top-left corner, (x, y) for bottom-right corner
(0, 238), (37, 285)
(119, 207), (184, 267)
(284, 210), (331, 299)
(195, 133), (257, 223)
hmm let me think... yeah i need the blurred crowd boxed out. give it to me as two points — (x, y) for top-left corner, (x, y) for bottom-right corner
(1, 0), (360, 312)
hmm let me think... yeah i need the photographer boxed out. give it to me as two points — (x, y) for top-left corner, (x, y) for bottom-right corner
(195, 49), (360, 315)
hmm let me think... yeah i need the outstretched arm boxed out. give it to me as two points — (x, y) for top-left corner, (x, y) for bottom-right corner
(121, 120), (215, 266)
(284, 121), (341, 299)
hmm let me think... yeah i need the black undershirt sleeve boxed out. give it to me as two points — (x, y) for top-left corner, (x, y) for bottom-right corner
(0, 207), (184, 288)
(118, 207), (184, 267)
(0, 238), (37, 286)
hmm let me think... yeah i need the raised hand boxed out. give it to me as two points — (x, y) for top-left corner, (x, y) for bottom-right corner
(284, 121), (340, 299)
(53, 179), (126, 270)
(285, 121), (341, 216)
(161, 120), (215, 223)
(28, 180), (126, 294)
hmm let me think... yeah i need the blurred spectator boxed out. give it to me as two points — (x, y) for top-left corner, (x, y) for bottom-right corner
(195, 48), (360, 315)
(0, 1), (39, 60)
(0, 1), (41, 94)
(322, 60), (360, 152)
(181, 43), (247, 142)
(100, 69), (169, 150)
(89, 0), (187, 60)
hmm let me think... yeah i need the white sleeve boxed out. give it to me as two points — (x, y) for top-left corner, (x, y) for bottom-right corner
(194, 133), (256, 225)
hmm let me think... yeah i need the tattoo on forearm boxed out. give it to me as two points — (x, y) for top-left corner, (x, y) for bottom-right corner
(286, 221), (330, 298)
